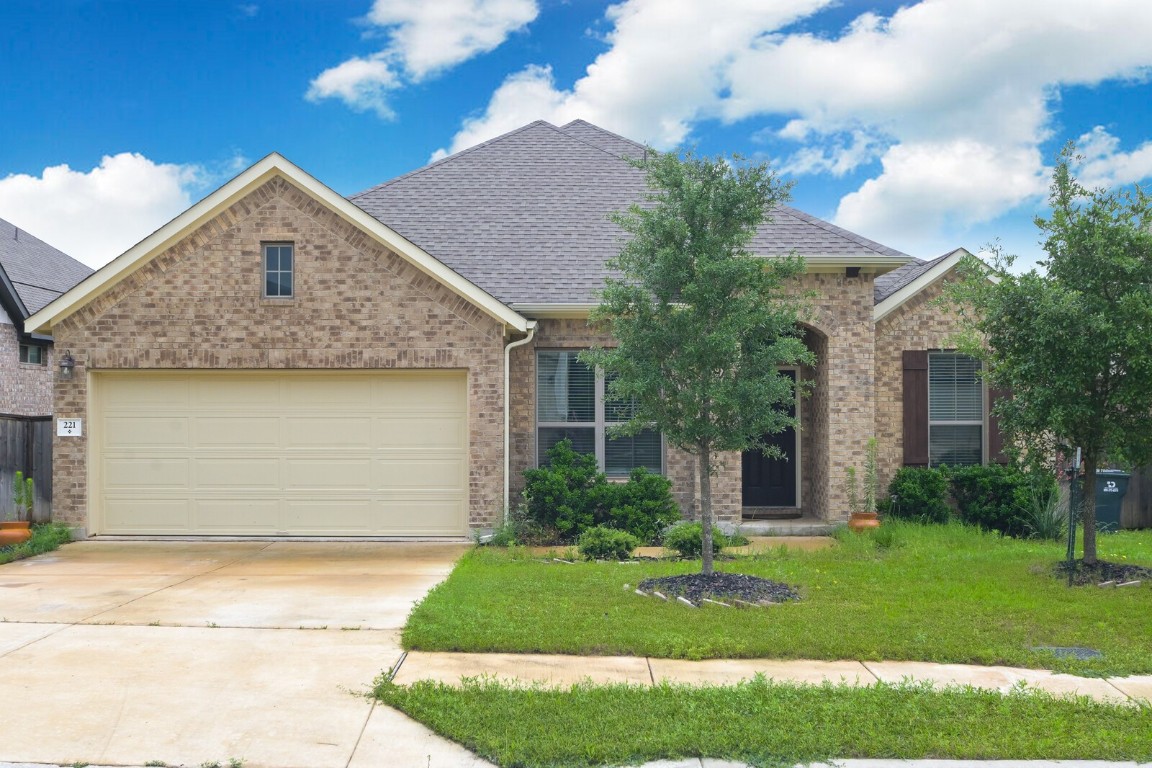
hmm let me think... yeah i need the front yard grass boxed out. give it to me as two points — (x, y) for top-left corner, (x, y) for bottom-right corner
(377, 676), (1152, 767)
(403, 521), (1152, 676)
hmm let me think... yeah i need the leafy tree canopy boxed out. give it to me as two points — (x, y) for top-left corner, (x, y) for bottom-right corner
(952, 144), (1152, 562)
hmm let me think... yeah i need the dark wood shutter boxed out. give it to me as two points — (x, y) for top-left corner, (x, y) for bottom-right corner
(902, 350), (929, 466)
(988, 387), (1010, 464)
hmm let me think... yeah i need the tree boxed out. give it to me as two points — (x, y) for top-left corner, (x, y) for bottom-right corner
(582, 150), (814, 575)
(952, 145), (1152, 564)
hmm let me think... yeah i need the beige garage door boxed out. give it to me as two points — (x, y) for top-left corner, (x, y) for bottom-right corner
(92, 371), (468, 536)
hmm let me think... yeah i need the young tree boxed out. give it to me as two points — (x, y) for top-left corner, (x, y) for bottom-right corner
(582, 150), (814, 575)
(953, 145), (1152, 564)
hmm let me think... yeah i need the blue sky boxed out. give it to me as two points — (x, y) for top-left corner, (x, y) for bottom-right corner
(3, 0), (1152, 271)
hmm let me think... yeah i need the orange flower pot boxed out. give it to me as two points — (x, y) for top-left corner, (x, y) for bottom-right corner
(847, 512), (881, 533)
(0, 521), (32, 546)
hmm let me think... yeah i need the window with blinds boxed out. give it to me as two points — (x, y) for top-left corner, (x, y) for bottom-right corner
(928, 352), (983, 466)
(537, 351), (663, 476)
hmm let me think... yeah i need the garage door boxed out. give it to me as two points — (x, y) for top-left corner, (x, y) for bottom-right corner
(92, 371), (468, 536)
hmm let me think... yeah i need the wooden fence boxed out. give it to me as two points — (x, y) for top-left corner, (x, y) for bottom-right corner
(0, 415), (52, 522)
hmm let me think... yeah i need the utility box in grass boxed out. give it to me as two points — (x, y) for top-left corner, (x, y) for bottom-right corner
(1094, 470), (1130, 532)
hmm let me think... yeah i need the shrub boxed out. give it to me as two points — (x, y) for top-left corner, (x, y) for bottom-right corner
(606, 468), (680, 543)
(886, 467), (951, 523)
(521, 440), (678, 543)
(950, 464), (1058, 539)
(577, 526), (641, 560)
(663, 522), (728, 558)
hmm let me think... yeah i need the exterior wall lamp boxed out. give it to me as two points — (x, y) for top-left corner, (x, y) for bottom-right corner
(58, 350), (76, 381)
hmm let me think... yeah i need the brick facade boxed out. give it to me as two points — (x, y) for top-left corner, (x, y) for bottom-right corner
(51, 176), (509, 535)
(874, 276), (969, 493)
(0, 309), (54, 416)
(506, 270), (880, 525)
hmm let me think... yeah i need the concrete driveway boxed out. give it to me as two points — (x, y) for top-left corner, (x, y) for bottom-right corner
(0, 540), (491, 768)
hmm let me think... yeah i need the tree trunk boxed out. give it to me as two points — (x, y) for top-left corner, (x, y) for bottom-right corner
(699, 442), (714, 576)
(1082, 454), (1098, 566)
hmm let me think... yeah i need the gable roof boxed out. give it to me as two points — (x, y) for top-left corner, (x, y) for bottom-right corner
(351, 120), (912, 307)
(873, 248), (971, 321)
(0, 217), (93, 319)
(26, 154), (529, 335)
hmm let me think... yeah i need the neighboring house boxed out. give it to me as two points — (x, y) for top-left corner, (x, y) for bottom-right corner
(1, 217), (93, 518)
(26, 120), (1002, 538)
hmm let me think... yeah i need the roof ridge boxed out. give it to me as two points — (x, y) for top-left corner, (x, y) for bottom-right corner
(350, 120), (560, 200)
(777, 205), (911, 259)
(558, 119), (650, 156)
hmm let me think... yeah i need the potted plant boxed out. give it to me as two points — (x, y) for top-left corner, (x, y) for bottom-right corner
(0, 471), (34, 546)
(845, 438), (881, 532)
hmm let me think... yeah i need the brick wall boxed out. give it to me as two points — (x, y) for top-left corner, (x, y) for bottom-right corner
(874, 275), (969, 492)
(0, 311), (54, 416)
(51, 176), (508, 535)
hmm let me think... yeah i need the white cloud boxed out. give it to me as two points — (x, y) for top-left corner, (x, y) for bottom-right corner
(0, 154), (206, 269)
(1071, 126), (1152, 190)
(307, 56), (399, 119)
(308, 0), (537, 117)
(439, 0), (1152, 254)
(436, 0), (833, 156)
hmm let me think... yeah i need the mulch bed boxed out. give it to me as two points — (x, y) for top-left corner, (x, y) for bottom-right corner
(1054, 559), (1152, 585)
(638, 572), (800, 604)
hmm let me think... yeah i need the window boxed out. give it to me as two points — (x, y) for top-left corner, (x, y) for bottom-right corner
(536, 350), (662, 477)
(928, 352), (983, 466)
(263, 243), (293, 297)
(19, 344), (45, 365)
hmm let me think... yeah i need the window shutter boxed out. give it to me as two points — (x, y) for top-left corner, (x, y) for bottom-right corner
(903, 350), (929, 466)
(988, 387), (1010, 464)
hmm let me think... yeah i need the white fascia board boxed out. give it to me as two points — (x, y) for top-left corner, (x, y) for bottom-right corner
(511, 303), (597, 319)
(751, 253), (914, 274)
(27, 153), (529, 334)
(873, 248), (970, 323)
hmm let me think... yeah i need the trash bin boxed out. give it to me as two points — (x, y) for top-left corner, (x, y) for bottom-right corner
(1093, 470), (1130, 532)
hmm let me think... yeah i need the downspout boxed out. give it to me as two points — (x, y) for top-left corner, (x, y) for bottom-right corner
(503, 320), (538, 523)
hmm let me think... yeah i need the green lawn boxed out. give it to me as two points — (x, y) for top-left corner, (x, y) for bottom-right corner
(377, 676), (1152, 767)
(404, 521), (1152, 676)
(0, 522), (72, 565)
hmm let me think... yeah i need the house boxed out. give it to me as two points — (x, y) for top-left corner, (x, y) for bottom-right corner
(1, 217), (93, 518)
(26, 120), (1002, 538)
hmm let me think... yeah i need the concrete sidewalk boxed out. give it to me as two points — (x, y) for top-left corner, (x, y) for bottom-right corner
(394, 650), (1152, 704)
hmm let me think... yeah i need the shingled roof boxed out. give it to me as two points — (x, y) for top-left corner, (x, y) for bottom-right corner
(873, 251), (956, 304)
(351, 120), (912, 306)
(0, 217), (93, 319)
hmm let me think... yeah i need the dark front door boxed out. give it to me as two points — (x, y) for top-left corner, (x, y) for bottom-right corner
(741, 370), (797, 507)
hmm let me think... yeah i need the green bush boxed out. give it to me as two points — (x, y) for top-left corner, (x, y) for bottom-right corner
(663, 522), (728, 558)
(886, 467), (951, 523)
(950, 464), (1058, 539)
(577, 526), (641, 560)
(521, 440), (679, 543)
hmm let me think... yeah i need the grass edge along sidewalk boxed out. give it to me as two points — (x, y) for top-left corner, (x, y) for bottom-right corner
(375, 674), (1152, 768)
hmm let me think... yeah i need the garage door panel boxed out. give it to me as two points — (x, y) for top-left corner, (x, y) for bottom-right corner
(194, 500), (281, 531)
(103, 499), (191, 532)
(194, 458), (281, 490)
(95, 371), (468, 536)
(194, 379), (275, 406)
(103, 377), (191, 406)
(104, 458), (191, 490)
(373, 458), (465, 490)
(376, 416), (465, 449)
(197, 417), (280, 447)
(285, 417), (372, 448)
(375, 499), (466, 534)
(285, 458), (372, 490)
(287, 377), (374, 407)
(374, 375), (467, 408)
(104, 417), (190, 448)
(285, 500), (374, 532)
